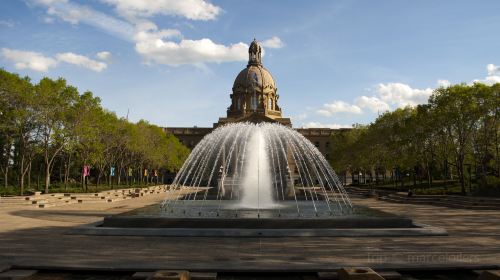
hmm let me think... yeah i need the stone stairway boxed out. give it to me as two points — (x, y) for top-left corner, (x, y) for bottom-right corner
(0, 185), (170, 208)
(379, 192), (500, 210)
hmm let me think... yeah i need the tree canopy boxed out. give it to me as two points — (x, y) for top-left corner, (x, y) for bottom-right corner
(0, 69), (189, 194)
(330, 83), (500, 195)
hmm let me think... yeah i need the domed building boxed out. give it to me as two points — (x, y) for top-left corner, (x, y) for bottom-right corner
(217, 39), (291, 127)
(164, 39), (349, 159)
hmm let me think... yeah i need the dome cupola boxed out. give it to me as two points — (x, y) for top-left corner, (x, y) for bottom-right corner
(217, 39), (291, 127)
(248, 38), (262, 66)
(227, 39), (281, 119)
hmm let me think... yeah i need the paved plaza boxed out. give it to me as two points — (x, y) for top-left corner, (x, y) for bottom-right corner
(0, 192), (499, 272)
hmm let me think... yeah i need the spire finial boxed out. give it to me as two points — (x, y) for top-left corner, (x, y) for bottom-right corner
(248, 38), (262, 66)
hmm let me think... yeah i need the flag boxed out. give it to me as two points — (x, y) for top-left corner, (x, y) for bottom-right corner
(83, 165), (90, 177)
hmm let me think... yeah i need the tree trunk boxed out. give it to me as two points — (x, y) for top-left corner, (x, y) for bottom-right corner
(20, 175), (24, 195)
(19, 155), (25, 196)
(44, 163), (50, 194)
(58, 161), (62, 185)
(3, 166), (8, 188)
(413, 167), (417, 188)
(454, 151), (466, 195)
(427, 162), (432, 189)
(81, 165), (85, 190)
(64, 162), (68, 191)
(37, 165), (41, 191)
(117, 167), (122, 186)
(20, 156), (24, 196)
(28, 162), (31, 189)
(140, 167), (144, 185)
(64, 154), (71, 191)
(125, 167), (129, 186)
(97, 171), (102, 188)
(2, 141), (11, 188)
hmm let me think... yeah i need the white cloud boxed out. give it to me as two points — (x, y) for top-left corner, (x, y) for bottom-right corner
(1, 48), (58, 72)
(31, 0), (136, 41)
(487, 64), (500, 75)
(437, 79), (451, 87)
(56, 52), (107, 72)
(376, 82), (433, 107)
(101, 0), (221, 21)
(301, 122), (352, 129)
(43, 16), (55, 23)
(354, 96), (390, 113)
(474, 75), (500, 85)
(96, 51), (112, 61)
(261, 36), (284, 49)
(135, 34), (248, 66)
(485, 75), (500, 84)
(307, 64), (500, 126)
(1, 48), (108, 72)
(0, 20), (15, 28)
(473, 64), (500, 85)
(313, 95), (389, 119)
(312, 82), (434, 122)
(139, 39), (248, 66)
(30, 0), (256, 67)
(317, 101), (362, 116)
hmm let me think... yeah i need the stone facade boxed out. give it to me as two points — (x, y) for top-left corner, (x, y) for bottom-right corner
(164, 127), (350, 159)
(295, 128), (351, 159)
(162, 127), (212, 149)
(163, 39), (350, 156)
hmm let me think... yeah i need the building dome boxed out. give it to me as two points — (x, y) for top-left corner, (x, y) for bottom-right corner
(219, 38), (290, 127)
(233, 64), (276, 94)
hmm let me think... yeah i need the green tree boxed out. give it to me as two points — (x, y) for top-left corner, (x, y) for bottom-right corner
(34, 77), (79, 193)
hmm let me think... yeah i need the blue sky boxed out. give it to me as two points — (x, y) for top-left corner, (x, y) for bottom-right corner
(1, 0), (500, 128)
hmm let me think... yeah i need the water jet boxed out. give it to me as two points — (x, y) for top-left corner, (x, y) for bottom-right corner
(91, 123), (446, 237)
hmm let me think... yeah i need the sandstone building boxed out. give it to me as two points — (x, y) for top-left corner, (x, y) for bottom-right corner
(163, 39), (350, 159)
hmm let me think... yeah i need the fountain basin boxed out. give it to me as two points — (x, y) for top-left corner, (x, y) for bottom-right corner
(70, 201), (447, 237)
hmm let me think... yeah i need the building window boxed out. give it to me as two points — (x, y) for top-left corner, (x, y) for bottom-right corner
(315, 141), (320, 148)
(268, 98), (272, 110)
(251, 94), (257, 110)
(326, 142), (330, 148)
(237, 98), (241, 110)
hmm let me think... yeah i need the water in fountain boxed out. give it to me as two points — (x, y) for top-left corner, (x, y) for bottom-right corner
(239, 128), (276, 209)
(162, 122), (352, 218)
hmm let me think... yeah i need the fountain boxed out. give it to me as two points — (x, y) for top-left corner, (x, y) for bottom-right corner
(95, 123), (446, 237)
(158, 122), (352, 219)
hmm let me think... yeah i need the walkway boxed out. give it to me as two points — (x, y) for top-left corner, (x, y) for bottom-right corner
(0, 194), (499, 272)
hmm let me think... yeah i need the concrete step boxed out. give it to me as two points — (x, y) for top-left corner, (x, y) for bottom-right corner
(0, 199), (34, 205)
(38, 200), (78, 208)
(380, 195), (500, 210)
(3, 185), (169, 208)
